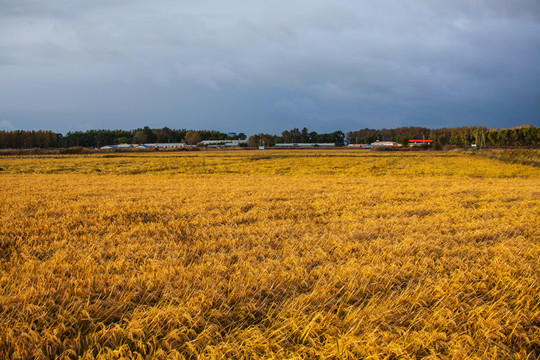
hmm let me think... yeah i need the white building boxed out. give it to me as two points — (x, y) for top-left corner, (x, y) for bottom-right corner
(141, 143), (185, 149)
(370, 141), (399, 147)
(274, 143), (335, 147)
(100, 143), (185, 150)
(199, 140), (247, 147)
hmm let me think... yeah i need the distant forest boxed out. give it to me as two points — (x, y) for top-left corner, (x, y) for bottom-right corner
(0, 125), (538, 149)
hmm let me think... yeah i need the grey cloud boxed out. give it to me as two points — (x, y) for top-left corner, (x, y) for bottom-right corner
(1, 0), (539, 133)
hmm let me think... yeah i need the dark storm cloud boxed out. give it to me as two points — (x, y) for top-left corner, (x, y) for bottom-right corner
(1, 0), (539, 133)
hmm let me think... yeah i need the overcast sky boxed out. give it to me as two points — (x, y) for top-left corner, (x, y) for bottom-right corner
(1, 0), (539, 134)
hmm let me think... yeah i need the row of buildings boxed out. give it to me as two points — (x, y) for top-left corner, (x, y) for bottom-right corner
(100, 140), (248, 150)
(100, 140), (336, 149)
(100, 139), (434, 150)
(100, 143), (186, 150)
(348, 139), (434, 148)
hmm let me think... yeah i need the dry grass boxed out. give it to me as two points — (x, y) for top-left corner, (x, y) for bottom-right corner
(469, 149), (540, 167)
(0, 150), (539, 359)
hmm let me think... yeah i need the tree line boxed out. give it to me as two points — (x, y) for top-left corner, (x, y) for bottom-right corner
(0, 127), (246, 149)
(347, 125), (539, 148)
(248, 128), (345, 147)
(0, 125), (538, 149)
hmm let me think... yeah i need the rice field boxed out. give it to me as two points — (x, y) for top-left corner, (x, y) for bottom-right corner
(0, 150), (539, 359)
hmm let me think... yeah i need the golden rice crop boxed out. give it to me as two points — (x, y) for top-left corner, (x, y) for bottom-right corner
(0, 150), (539, 359)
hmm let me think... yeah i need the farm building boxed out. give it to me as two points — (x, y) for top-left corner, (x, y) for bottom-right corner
(100, 143), (185, 150)
(409, 139), (434, 146)
(141, 143), (185, 149)
(347, 144), (372, 148)
(275, 143), (335, 148)
(200, 140), (247, 147)
(100, 144), (135, 149)
(370, 141), (399, 147)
